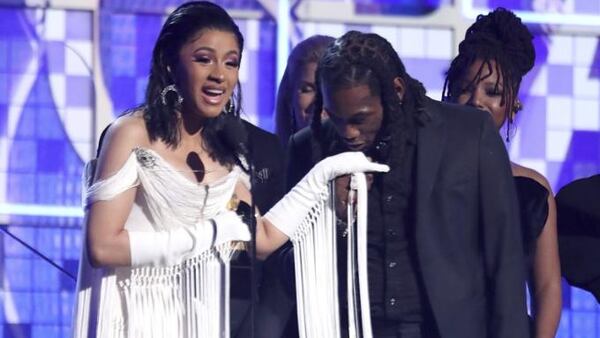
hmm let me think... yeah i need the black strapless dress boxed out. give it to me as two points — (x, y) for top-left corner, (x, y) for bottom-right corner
(556, 174), (600, 304)
(514, 176), (550, 267)
(515, 176), (550, 336)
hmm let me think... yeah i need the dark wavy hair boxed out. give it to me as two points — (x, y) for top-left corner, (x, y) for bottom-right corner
(143, 1), (244, 164)
(275, 35), (334, 145)
(442, 7), (535, 140)
(310, 30), (428, 161)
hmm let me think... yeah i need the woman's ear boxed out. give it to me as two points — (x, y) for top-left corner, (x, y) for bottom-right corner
(393, 77), (406, 102)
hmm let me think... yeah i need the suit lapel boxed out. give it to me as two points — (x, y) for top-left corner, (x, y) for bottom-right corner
(415, 99), (447, 202)
(414, 99), (450, 336)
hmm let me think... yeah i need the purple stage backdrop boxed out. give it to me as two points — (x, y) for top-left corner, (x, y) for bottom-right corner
(0, 1), (599, 337)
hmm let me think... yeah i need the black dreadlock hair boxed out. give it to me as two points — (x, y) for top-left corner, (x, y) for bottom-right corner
(442, 7), (535, 141)
(310, 30), (428, 162)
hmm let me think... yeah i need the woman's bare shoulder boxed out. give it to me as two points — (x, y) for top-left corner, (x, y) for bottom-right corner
(95, 112), (151, 179)
(512, 162), (553, 193)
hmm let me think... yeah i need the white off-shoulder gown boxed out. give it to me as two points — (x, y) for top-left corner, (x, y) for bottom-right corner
(72, 147), (246, 338)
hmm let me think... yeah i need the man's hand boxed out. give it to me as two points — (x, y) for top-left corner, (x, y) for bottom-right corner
(334, 174), (374, 221)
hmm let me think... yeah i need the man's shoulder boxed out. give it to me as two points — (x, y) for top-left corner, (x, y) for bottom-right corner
(242, 120), (277, 141)
(425, 97), (489, 124)
(556, 174), (600, 233)
(418, 98), (506, 165)
(241, 120), (283, 151)
(557, 174), (600, 202)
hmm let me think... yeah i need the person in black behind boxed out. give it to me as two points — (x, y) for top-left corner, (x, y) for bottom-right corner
(275, 35), (335, 147)
(442, 9), (561, 336)
(556, 174), (600, 303)
(284, 31), (529, 338)
(227, 119), (289, 338)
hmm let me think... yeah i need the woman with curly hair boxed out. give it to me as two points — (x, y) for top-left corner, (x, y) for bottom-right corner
(443, 8), (562, 338)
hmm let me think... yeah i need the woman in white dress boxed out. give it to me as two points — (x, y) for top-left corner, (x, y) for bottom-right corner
(71, 2), (388, 337)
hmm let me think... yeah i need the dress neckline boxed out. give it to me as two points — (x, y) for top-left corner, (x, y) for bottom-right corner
(513, 176), (548, 193)
(133, 147), (239, 188)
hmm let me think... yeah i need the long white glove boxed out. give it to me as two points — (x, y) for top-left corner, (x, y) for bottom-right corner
(129, 210), (251, 267)
(264, 152), (389, 238)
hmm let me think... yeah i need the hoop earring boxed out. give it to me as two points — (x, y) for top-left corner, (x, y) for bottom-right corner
(161, 84), (183, 106)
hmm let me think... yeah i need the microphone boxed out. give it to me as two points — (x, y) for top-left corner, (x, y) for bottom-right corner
(218, 115), (258, 338)
(218, 115), (249, 157)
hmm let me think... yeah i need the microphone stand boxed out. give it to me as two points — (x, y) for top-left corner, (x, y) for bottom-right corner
(247, 147), (257, 338)
(0, 223), (76, 281)
(222, 116), (258, 338)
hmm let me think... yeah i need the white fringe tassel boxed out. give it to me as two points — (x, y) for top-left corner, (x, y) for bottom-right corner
(291, 173), (372, 338)
(110, 244), (236, 338)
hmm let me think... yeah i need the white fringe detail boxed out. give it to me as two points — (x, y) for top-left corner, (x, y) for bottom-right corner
(290, 173), (372, 338)
(112, 244), (235, 338)
(72, 148), (244, 338)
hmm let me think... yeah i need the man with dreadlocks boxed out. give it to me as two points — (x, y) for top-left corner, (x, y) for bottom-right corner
(443, 8), (561, 338)
(284, 30), (529, 337)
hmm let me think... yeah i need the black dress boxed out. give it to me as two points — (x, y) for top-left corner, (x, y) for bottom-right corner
(556, 174), (600, 303)
(514, 176), (550, 268)
(514, 176), (550, 337)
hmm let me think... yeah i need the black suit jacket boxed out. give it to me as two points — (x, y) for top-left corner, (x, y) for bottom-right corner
(230, 120), (293, 338)
(240, 120), (286, 213)
(285, 98), (529, 338)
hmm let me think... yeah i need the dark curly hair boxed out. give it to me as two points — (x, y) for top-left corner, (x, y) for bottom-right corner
(310, 30), (428, 161)
(275, 35), (334, 145)
(443, 7), (535, 140)
(142, 1), (244, 165)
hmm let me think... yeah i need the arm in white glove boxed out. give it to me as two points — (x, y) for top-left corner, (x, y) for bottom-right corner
(261, 152), (388, 244)
(85, 120), (251, 268)
(128, 210), (251, 267)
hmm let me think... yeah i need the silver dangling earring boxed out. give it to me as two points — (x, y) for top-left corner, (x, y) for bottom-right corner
(160, 84), (183, 106)
(225, 99), (235, 114)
